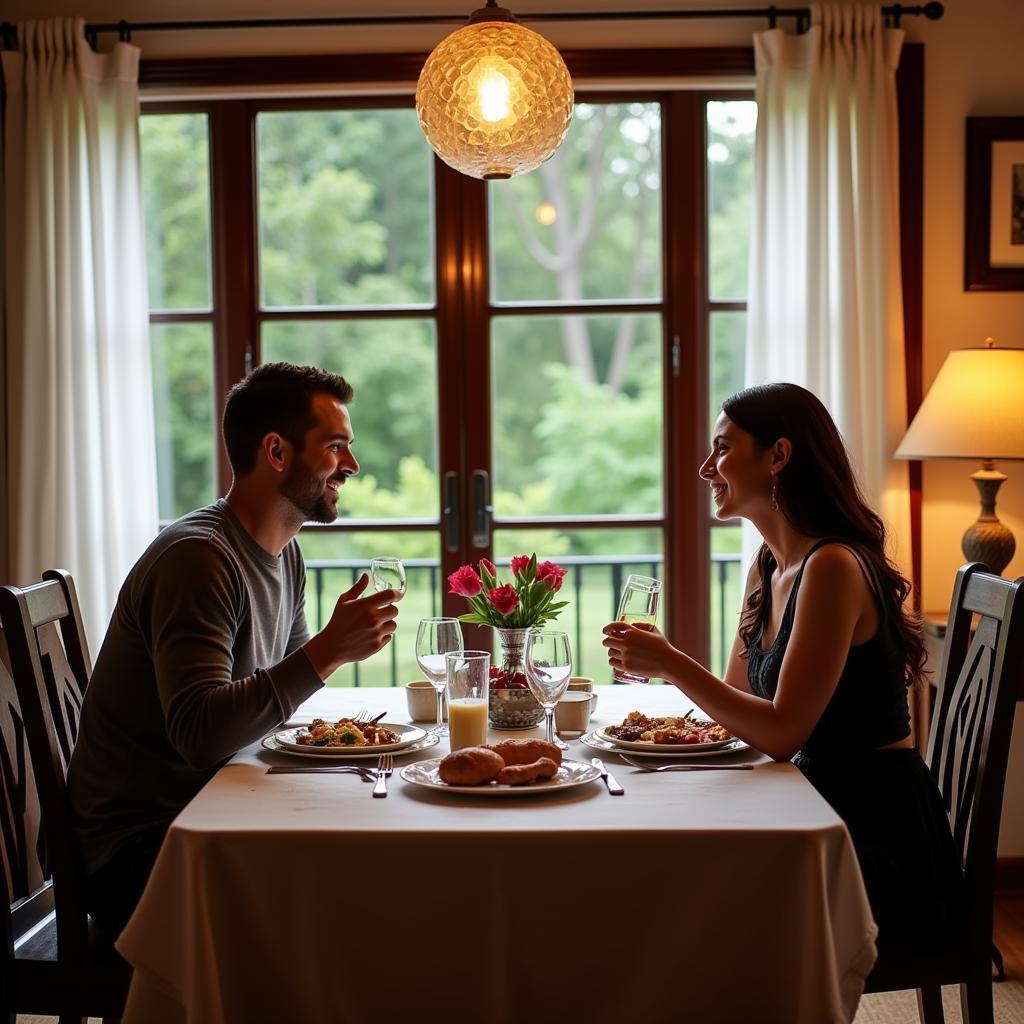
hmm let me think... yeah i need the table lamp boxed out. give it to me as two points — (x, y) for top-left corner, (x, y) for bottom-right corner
(895, 340), (1024, 575)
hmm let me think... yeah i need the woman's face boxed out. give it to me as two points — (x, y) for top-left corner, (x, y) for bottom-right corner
(699, 412), (774, 521)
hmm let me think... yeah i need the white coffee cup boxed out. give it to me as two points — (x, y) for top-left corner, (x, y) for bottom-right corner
(555, 691), (597, 735)
(406, 680), (445, 722)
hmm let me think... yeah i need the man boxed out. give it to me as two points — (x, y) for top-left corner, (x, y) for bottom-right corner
(68, 362), (398, 940)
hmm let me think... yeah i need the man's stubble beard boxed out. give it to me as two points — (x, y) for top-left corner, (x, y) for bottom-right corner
(281, 459), (338, 524)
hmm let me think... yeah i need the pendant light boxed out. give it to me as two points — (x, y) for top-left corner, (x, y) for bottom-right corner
(415, 1), (574, 180)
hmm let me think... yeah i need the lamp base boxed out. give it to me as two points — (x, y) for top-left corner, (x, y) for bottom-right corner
(961, 464), (1016, 576)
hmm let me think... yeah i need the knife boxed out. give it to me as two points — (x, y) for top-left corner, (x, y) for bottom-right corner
(267, 766), (372, 779)
(591, 757), (624, 795)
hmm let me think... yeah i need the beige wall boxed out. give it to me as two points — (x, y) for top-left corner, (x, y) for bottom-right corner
(5, 0), (1024, 845)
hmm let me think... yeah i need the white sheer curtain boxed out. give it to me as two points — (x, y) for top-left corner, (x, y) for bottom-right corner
(744, 3), (909, 572)
(2, 19), (157, 649)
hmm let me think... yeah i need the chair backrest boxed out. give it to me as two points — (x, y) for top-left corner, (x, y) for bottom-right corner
(0, 570), (93, 962)
(928, 562), (1024, 953)
(0, 627), (51, 952)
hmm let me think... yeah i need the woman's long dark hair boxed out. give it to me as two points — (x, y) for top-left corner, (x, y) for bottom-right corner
(723, 383), (925, 687)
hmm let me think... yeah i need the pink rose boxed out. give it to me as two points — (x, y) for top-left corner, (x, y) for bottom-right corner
(509, 555), (531, 578)
(479, 558), (497, 578)
(488, 584), (520, 616)
(448, 565), (483, 597)
(536, 561), (567, 592)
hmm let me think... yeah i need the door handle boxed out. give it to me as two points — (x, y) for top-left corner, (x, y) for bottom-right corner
(442, 472), (460, 552)
(471, 470), (493, 549)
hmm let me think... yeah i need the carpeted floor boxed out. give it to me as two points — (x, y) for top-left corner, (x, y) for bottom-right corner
(14, 985), (1024, 1024)
(852, 981), (1024, 1023)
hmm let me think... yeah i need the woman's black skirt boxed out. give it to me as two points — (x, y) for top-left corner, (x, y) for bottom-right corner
(796, 746), (965, 956)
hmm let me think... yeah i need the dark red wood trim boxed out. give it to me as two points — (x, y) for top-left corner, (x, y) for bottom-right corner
(454, 169), (490, 648)
(139, 48), (755, 91)
(434, 157), (469, 618)
(964, 116), (1024, 291)
(896, 42), (924, 610)
(665, 91), (710, 666)
(209, 101), (259, 491)
(149, 311), (213, 323)
(494, 516), (665, 531)
(301, 519), (439, 533)
(995, 857), (1024, 895)
(257, 306), (435, 321)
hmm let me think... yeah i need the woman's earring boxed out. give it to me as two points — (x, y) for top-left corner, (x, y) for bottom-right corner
(770, 475), (780, 512)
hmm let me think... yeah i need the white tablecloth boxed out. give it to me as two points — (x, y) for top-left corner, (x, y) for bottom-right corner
(117, 686), (877, 1024)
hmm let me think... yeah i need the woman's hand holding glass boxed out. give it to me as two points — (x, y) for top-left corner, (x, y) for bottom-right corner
(602, 619), (675, 683)
(611, 574), (662, 683)
(415, 618), (463, 738)
(525, 629), (573, 750)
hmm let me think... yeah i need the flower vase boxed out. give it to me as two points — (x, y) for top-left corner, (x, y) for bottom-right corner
(488, 627), (544, 729)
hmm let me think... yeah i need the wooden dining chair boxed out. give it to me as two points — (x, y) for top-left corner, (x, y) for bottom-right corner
(863, 562), (1024, 1024)
(0, 569), (130, 1022)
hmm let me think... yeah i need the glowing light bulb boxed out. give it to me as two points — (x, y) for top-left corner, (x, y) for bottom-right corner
(477, 68), (511, 123)
(535, 202), (557, 225)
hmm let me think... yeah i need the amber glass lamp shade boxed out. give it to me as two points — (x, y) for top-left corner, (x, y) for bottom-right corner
(415, 4), (574, 180)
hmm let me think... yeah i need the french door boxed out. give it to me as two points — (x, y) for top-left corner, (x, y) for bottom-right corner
(141, 90), (754, 685)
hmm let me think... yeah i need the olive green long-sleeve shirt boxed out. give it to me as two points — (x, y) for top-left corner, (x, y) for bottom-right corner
(69, 499), (323, 875)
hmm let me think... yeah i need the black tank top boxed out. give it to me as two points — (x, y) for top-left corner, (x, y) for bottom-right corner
(746, 538), (911, 757)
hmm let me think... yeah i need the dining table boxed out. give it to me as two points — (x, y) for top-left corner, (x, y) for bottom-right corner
(115, 683), (878, 1024)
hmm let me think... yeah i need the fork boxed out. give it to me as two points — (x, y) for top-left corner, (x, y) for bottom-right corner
(372, 753), (393, 798)
(353, 708), (370, 724)
(618, 754), (754, 773)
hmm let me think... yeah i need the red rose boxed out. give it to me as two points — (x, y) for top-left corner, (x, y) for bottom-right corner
(448, 565), (483, 597)
(488, 584), (520, 616)
(536, 561), (567, 592)
(509, 555), (531, 578)
(479, 558), (497, 578)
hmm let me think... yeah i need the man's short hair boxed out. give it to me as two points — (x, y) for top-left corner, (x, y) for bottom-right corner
(222, 363), (354, 475)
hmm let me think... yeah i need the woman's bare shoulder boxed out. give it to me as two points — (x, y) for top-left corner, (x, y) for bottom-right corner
(801, 542), (871, 594)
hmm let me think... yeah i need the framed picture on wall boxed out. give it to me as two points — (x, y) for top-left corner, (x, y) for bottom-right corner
(964, 116), (1024, 291)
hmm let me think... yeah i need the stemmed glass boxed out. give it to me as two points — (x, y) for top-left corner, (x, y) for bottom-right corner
(613, 574), (662, 683)
(525, 629), (573, 750)
(415, 618), (463, 738)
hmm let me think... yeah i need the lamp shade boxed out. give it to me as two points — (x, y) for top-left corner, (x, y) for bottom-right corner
(895, 345), (1024, 461)
(415, 7), (573, 180)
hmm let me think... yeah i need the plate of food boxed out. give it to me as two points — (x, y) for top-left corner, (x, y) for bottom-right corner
(269, 718), (427, 756)
(595, 711), (742, 754)
(580, 730), (749, 759)
(400, 739), (601, 796)
(262, 730), (439, 760)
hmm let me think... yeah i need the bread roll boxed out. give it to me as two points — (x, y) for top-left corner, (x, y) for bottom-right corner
(495, 757), (559, 786)
(438, 746), (504, 785)
(485, 738), (562, 767)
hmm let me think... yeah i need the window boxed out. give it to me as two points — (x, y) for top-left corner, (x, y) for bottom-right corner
(140, 78), (756, 685)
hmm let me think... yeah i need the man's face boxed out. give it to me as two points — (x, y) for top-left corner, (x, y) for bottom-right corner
(280, 393), (359, 523)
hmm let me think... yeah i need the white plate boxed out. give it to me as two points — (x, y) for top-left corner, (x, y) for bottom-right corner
(580, 731), (749, 759)
(595, 724), (736, 753)
(400, 757), (601, 796)
(263, 727), (436, 760)
(273, 722), (426, 755)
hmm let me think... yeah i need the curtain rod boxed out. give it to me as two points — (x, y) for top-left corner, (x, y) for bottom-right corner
(0, 3), (945, 50)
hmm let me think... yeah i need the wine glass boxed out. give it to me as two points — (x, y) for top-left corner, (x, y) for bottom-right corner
(370, 557), (406, 599)
(525, 629), (572, 750)
(613, 574), (662, 683)
(415, 618), (463, 738)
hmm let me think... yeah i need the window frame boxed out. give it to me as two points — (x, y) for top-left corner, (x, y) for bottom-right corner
(139, 44), (925, 669)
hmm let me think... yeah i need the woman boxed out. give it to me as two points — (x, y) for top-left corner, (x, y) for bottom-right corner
(603, 382), (962, 955)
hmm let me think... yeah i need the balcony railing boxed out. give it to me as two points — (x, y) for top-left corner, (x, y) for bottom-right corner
(305, 553), (743, 686)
